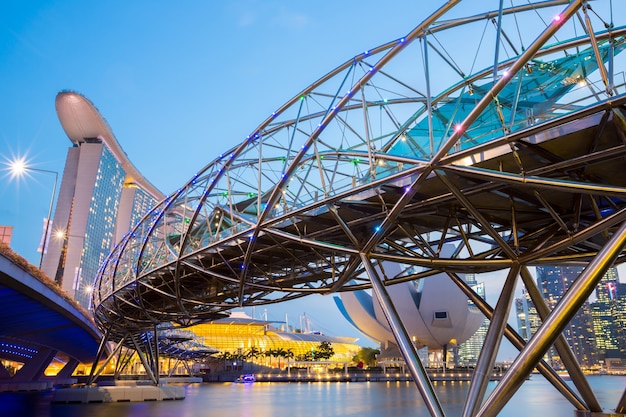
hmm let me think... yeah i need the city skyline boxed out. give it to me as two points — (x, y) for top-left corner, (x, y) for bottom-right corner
(515, 266), (626, 367)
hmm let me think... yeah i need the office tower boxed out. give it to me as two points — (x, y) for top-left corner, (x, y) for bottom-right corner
(615, 283), (626, 359)
(458, 274), (488, 365)
(515, 288), (541, 341)
(535, 266), (598, 367)
(41, 91), (164, 308)
(590, 268), (623, 360)
(516, 286), (562, 366)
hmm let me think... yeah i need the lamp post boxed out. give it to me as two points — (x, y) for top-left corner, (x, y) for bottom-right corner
(9, 158), (59, 270)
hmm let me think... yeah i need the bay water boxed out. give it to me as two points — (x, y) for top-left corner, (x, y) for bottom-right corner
(1, 375), (624, 417)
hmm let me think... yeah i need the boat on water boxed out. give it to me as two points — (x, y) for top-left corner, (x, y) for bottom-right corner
(235, 374), (255, 383)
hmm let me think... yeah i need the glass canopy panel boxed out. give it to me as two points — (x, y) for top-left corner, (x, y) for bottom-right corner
(399, 38), (625, 157)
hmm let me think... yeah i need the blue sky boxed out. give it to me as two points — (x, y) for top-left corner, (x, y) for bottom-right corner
(1, 0), (437, 348)
(0, 0), (427, 261)
(1, 1), (625, 357)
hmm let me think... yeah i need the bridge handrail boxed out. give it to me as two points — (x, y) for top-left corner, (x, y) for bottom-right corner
(0, 241), (95, 326)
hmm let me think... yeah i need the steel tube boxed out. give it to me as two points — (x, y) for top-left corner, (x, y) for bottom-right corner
(153, 325), (160, 385)
(478, 221), (626, 417)
(446, 271), (586, 409)
(86, 325), (111, 386)
(462, 264), (520, 417)
(617, 387), (626, 414)
(361, 253), (445, 417)
(519, 266), (601, 412)
(130, 333), (158, 385)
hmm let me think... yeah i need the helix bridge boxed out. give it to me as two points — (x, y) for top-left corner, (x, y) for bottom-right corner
(90, 1), (626, 416)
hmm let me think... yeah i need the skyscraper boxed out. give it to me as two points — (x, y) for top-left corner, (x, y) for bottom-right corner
(41, 91), (164, 308)
(515, 288), (541, 342)
(590, 268), (623, 360)
(515, 287), (558, 365)
(534, 266), (598, 367)
(615, 283), (626, 359)
(457, 273), (488, 365)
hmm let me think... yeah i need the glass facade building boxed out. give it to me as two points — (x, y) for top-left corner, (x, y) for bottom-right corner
(187, 315), (360, 368)
(513, 266), (602, 367)
(41, 91), (164, 309)
(72, 145), (125, 307)
(457, 274), (488, 365)
(516, 266), (626, 367)
(515, 288), (539, 342)
(515, 287), (558, 365)
(590, 269), (625, 360)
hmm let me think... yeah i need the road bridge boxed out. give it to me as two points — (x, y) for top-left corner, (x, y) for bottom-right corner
(0, 249), (102, 390)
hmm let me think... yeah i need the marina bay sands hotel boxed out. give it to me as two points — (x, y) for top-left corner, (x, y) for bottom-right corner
(41, 91), (164, 308)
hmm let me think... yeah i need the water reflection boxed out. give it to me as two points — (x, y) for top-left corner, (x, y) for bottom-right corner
(1, 376), (623, 417)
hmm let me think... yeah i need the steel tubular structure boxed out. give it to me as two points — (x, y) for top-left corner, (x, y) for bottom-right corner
(92, 1), (626, 414)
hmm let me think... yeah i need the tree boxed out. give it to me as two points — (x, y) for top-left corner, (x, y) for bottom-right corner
(245, 346), (262, 370)
(297, 341), (335, 361)
(215, 351), (232, 370)
(315, 341), (334, 360)
(352, 347), (380, 367)
(245, 346), (262, 361)
(269, 347), (296, 369)
(264, 348), (278, 367)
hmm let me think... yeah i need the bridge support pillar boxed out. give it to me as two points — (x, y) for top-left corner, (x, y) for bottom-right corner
(361, 254), (444, 417)
(0, 361), (11, 379)
(477, 220), (626, 417)
(56, 358), (79, 379)
(12, 347), (57, 382)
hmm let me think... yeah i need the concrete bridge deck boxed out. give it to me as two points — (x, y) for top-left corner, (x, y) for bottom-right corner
(0, 249), (102, 391)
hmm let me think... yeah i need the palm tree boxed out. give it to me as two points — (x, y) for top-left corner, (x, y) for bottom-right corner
(274, 348), (288, 369)
(245, 346), (262, 361)
(264, 348), (278, 368)
(245, 346), (262, 371)
(283, 349), (295, 374)
(215, 351), (232, 371)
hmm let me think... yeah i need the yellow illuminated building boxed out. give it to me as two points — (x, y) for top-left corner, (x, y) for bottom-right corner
(64, 312), (361, 377)
(188, 312), (360, 368)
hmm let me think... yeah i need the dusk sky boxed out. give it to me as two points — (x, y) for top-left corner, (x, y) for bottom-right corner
(1, 0), (438, 349)
(1, 1), (625, 357)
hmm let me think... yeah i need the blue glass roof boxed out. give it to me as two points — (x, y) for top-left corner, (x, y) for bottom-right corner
(386, 38), (626, 159)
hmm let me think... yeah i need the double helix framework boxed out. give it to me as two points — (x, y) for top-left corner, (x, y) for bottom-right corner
(91, 1), (626, 416)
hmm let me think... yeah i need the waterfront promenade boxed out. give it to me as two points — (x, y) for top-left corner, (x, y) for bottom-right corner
(201, 370), (507, 384)
(2, 375), (624, 417)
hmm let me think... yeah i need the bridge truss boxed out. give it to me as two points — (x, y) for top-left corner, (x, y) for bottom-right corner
(91, 1), (626, 415)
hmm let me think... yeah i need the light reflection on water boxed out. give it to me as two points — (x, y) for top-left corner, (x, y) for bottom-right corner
(1, 376), (624, 417)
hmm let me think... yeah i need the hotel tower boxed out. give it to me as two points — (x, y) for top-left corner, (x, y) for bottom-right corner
(41, 91), (164, 308)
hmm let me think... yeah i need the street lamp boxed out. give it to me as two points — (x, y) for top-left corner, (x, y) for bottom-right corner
(9, 158), (59, 270)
